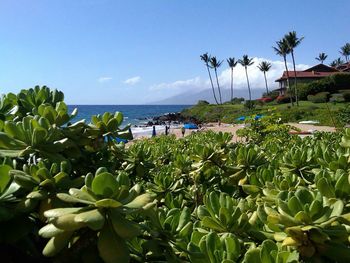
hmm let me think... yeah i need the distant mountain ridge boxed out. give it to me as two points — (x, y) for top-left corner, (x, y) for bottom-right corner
(150, 88), (265, 105)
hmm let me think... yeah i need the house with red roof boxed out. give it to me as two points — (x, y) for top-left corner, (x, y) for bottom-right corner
(337, 62), (350, 72)
(275, 63), (349, 95)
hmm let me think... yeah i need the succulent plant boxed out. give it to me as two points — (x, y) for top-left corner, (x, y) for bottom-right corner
(40, 169), (155, 262)
(3, 86), (350, 263)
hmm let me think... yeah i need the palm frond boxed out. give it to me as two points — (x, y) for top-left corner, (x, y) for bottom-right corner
(284, 31), (304, 50)
(200, 53), (210, 64)
(227, 57), (238, 68)
(210, 56), (223, 68)
(273, 39), (290, 56)
(238, 55), (254, 67)
(257, 61), (272, 72)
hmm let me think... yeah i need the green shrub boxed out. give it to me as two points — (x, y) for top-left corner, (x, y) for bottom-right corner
(230, 97), (245, 104)
(338, 104), (350, 125)
(339, 90), (350, 102)
(330, 73), (350, 90)
(330, 93), (345, 103)
(307, 92), (330, 103)
(310, 78), (334, 93)
(297, 83), (312, 100)
(196, 100), (210, 106)
(298, 78), (334, 100)
(343, 93), (350, 102)
(244, 100), (256, 109)
(297, 74), (350, 101)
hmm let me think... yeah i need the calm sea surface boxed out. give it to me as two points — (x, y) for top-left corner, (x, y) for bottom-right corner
(67, 105), (192, 137)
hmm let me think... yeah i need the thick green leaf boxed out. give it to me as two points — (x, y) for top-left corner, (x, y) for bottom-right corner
(91, 172), (118, 197)
(98, 224), (130, 263)
(51, 214), (85, 231)
(114, 112), (123, 126)
(39, 224), (66, 238)
(243, 248), (261, 263)
(0, 165), (12, 193)
(95, 198), (123, 208)
(74, 209), (105, 230)
(69, 188), (96, 202)
(201, 217), (225, 232)
(176, 207), (191, 231)
(124, 193), (154, 209)
(42, 231), (73, 257)
(56, 193), (94, 205)
(317, 178), (335, 198)
(109, 210), (141, 239)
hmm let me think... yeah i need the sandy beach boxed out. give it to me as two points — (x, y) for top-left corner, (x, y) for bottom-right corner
(130, 122), (336, 143)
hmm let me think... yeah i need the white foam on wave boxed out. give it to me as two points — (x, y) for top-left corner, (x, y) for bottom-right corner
(131, 125), (166, 138)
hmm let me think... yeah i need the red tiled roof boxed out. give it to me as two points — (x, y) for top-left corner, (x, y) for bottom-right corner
(275, 71), (337, 82)
(304, 63), (339, 73)
(337, 62), (350, 72)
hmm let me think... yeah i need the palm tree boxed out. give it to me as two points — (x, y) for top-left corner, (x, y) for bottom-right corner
(284, 31), (304, 106)
(227, 57), (238, 102)
(329, 61), (336, 67)
(330, 58), (345, 68)
(273, 39), (293, 106)
(340, 43), (350, 62)
(257, 61), (272, 95)
(315, 53), (328, 64)
(209, 56), (223, 104)
(200, 53), (219, 105)
(238, 55), (254, 104)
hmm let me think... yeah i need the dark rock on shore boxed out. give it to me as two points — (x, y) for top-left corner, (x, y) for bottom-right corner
(151, 112), (200, 125)
(136, 112), (200, 127)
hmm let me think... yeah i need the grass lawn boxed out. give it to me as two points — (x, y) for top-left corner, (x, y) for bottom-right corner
(181, 101), (349, 126)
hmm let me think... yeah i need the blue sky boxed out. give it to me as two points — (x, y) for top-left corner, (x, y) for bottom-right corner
(0, 0), (349, 104)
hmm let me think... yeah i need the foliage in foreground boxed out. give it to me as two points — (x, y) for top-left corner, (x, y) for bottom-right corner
(2, 87), (350, 262)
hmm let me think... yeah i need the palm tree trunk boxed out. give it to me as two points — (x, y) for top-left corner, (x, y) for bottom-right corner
(283, 56), (294, 106)
(263, 72), (269, 95)
(244, 67), (252, 102)
(214, 68), (222, 104)
(291, 50), (299, 106)
(230, 68), (233, 101)
(206, 65), (219, 105)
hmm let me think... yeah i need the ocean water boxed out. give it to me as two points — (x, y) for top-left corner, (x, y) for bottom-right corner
(67, 105), (192, 138)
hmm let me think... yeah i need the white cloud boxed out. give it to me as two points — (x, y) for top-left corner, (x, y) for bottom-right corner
(123, 76), (141, 85)
(98, 77), (112, 83)
(149, 57), (310, 94)
(150, 76), (206, 91)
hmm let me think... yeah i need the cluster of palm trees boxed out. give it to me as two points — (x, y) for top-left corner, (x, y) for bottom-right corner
(326, 43), (350, 67)
(272, 31), (304, 106)
(201, 53), (274, 106)
(201, 33), (349, 107)
(316, 43), (350, 67)
(200, 53), (222, 105)
(201, 31), (303, 106)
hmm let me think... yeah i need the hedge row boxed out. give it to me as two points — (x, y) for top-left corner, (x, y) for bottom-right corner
(298, 73), (350, 100)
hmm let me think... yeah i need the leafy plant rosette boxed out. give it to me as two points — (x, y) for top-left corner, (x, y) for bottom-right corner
(39, 168), (155, 262)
